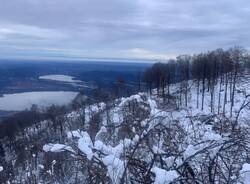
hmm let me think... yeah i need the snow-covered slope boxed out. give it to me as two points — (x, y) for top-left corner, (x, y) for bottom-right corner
(42, 75), (250, 183)
(2, 75), (250, 183)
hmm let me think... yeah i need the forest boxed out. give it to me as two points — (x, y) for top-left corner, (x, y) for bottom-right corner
(144, 47), (250, 115)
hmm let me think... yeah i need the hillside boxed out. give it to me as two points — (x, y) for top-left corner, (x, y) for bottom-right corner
(1, 71), (250, 183)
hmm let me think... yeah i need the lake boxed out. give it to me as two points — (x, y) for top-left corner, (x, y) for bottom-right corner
(0, 60), (151, 114)
(0, 91), (78, 111)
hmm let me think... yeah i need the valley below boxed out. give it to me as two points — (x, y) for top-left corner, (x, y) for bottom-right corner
(0, 60), (149, 119)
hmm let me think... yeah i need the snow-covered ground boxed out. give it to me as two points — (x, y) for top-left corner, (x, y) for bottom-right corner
(42, 75), (250, 183)
(39, 74), (82, 83)
(0, 91), (78, 111)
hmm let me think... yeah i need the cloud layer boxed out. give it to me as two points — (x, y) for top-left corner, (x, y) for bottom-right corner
(0, 0), (250, 60)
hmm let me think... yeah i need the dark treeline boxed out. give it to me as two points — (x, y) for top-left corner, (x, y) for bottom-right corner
(143, 47), (250, 115)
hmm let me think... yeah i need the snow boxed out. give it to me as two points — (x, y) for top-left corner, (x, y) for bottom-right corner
(133, 134), (139, 142)
(0, 166), (3, 172)
(147, 97), (158, 114)
(94, 140), (131, 183)
(38, 164), (44, 170)
(67, 130), (130, 182)
(39, 74), (82, 83)
(152, 167), (178, 184)
(66, 131), (95, 160)
(102, 155), (125, 184)
(0, 91), (78, 111)
(67, 130), (83, 139)
(153, 146), (165, 154)
(241, 163), (250, 173)
(43, 143), (75, 153)
(119, 94), (144, 107)
(94, 140), (109, 151)
(240, 163), (250, 184)
(41, 75), (250, 183)
(78, 132), (93, 160)
(183, 145), (197, 159)
(113, 113), (121, 124)
(203, 131), (222, 141)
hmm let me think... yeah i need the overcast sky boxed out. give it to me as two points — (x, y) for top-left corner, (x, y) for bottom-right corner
(0, 0), (249, 61)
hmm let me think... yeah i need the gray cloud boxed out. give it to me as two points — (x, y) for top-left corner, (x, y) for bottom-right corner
(0, 0), (250, 60)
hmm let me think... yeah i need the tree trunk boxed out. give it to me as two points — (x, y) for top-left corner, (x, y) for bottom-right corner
(218, 75), (222, 114)
(197, 79), (200, 108)
(223, 73), (228, 115)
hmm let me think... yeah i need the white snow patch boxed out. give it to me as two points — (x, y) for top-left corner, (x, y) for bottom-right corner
(113, 113), (121, 124)
(119, 94), (144, 107)
(67, 130), (83, 139)
(148, 98), (158, 114)
(184, 145), (197, 158)
(203, 131), (222, 141)
(94, 140), (110, 153)
(240, 163), (250, 184)
(78, 132), (93, 160)
(102, 155), (125, 184)
(43, 143), (75, 153)
(152, 167), (178, 184)
(0, 166), (3, 172)
(38, 164), (44, 170)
